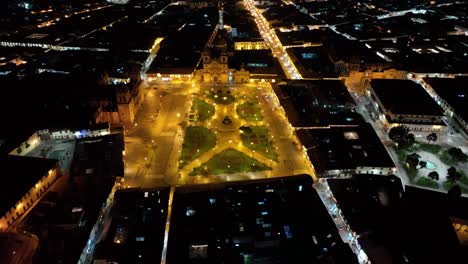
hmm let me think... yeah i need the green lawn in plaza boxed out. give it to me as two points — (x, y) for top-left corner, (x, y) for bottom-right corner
(237, 100), (263, 122)
(207, 90), (236, 105)
(239, 126), (278, 161)
(416, 177), (439, 188)
(189, 148), (271, 176)
(191, 98), (214, 122)
(179, 126), (216, 168)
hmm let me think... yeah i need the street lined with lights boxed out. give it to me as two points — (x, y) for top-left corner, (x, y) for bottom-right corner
(244, 0), (302, 80)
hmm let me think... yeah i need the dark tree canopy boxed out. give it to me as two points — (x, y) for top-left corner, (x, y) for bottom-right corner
(448, 147), (467, 162)
(427, 133), (437, 144)
(428, 171), (439, 181)
(447, 166), (461, 182)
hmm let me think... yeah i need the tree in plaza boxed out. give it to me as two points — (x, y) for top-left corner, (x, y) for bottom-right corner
(389, 125), (415, 148)
(448, 147), (468, 162)
(426, 133), (437, 144)
(240, 126), (252, 134)
(406, 153), (420, 170)
(419, 160), (427, 169)
(428, 171), (439, 181)
(406, 133), (415, 146)
(389, 125), (409, 143)
(447, 166), (461, 182)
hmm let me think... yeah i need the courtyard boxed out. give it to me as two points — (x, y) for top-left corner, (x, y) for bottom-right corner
(396, 141), (468, 193)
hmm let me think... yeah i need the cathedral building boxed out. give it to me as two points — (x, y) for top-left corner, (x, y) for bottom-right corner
(196, 35), (249, 84)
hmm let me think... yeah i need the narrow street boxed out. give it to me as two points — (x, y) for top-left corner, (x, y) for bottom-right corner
(244, 0), (302, 79)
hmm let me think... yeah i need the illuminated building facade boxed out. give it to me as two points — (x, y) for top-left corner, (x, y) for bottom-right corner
(234, 40), (268, 50)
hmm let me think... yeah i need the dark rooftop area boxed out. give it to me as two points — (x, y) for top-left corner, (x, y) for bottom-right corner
(326, 37), (390, 68)
(167, 175), (357, 264)
(275, 80), (357, 127)
(296, 123), (395, 174)
(275, 28), (329, 47)
(287, 47), (337, 78)
(229, 50), (280, 75)
(263, 5), (321, 28)
(70, 132), (125, 179)
(0, 74), (106, 136)
(94, 187), (170, 263)
(328, 176), (465, 264)
(148, 23), (214, 75)
(20, 133), (122, 264)
(425, 77), (468, 122)
(70, 21), (164, 52)
(370, 79), (444, 116)
(0, 155), (58, 219)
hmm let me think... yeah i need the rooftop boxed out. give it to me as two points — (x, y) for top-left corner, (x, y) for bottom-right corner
(263, 5), (321, 28)
(326, 37), (389, 67)
(371, 36), (468, 73)
(328, 176), (464, 263)
(94, 187), (170, 263)
(0, 155), (58, 216)
(147, 23), (214, 75)
(229, 50), (280, 75)
(69, 21), (164, 52)
(167, 175), (357, 264)
(287, 47), (337, 78)
(370, 79), (444, 116)
(296, 123), (395, 173)
(70, 132), (124, 179)
(275, 28), (329, 47)
(0, 231), (39, 264)
(275, 79), (357, 127)
(425, 77), (468, 122)
(0, 74), (105, 134)
(19, 133), (119, 263)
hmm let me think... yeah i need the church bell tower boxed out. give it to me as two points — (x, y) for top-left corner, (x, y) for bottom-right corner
(218, 2), (224, 30)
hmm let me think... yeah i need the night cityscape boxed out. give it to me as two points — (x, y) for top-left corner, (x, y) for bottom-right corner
(0, 0), (467, 263)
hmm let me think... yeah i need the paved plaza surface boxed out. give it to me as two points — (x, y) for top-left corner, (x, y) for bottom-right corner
(123, 81), (314, 188)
